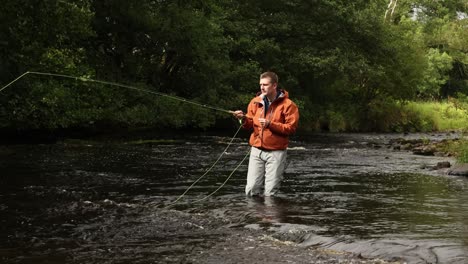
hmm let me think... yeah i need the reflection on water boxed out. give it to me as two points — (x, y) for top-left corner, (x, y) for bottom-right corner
(1, 133), (468, 263)
(245, 196), (290, 224)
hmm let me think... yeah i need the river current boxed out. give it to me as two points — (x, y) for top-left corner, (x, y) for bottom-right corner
(1, 132), (467, 263)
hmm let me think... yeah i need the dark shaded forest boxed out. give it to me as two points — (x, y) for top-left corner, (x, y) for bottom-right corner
(1, 0), (467, 134)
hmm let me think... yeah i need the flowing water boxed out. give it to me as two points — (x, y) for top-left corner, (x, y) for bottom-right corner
(1, 132), (467, 263)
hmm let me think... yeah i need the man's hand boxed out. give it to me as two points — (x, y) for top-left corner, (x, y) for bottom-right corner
(258, 118), (270, 128)
(232, 110), (245, 120)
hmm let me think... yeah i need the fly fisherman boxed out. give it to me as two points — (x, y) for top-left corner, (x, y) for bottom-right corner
(233, 71), (299, 196)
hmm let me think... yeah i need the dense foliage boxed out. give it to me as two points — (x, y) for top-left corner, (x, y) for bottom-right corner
(0, 0), (467, 133)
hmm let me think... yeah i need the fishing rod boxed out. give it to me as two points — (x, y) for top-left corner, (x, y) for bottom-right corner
(0, 71), (236, 115)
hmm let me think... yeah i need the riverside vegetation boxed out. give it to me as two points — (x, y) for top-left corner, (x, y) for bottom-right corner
(1, 0), (467, 158)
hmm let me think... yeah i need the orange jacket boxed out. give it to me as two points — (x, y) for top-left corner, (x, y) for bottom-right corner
(242, 89), (299, 150)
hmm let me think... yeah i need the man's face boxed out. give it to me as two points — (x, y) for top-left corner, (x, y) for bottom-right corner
(259, 77), (277, 97)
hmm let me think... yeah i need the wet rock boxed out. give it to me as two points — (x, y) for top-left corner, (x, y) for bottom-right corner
(434, 161), (451, 169)
(412, 145), (437, 156)
(421, 161), (451, 170)
(400, 143), (414, 150)
(448, 164), (468, 176)
(103, 199), (117, 206)
(389, 138), (457, 158)
(434, 151), (450, 157)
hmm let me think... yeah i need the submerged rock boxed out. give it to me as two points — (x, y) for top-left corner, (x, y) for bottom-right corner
(434, 161), (451, 170)
(448, 163), (468, 176)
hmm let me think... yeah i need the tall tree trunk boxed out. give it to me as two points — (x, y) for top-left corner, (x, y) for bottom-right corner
(384, 0), (398, 21)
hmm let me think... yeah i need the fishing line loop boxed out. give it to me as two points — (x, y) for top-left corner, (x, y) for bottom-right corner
(190, 148), (250, 205)
(163, 125), (248, 209)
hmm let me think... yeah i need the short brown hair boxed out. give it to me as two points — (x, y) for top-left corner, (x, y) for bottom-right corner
(260, 71), (278, 84)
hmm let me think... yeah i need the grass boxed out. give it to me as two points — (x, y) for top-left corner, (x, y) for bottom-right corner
(459, 145), (468, 163)
(399, 100), (468, 163)
(436, 138), (468, 163)
(402, 101), (468, 131)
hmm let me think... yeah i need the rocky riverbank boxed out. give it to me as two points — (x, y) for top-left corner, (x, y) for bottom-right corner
(388, 136), (468, 176)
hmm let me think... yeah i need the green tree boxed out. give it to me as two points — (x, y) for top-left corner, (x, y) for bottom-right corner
(418, 48), (454, 98)
(89, 0), (234, 128)
(0, 0), (95, 130)
(386, 0), (468, 98)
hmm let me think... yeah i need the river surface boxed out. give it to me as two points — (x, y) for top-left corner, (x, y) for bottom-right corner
(1, 132), (467, 263)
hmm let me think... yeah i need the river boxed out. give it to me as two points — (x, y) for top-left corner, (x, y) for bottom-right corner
(1, 132), (467, 263)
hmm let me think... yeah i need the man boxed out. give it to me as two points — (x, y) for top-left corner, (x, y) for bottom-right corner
(233, 72), (299, 196)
